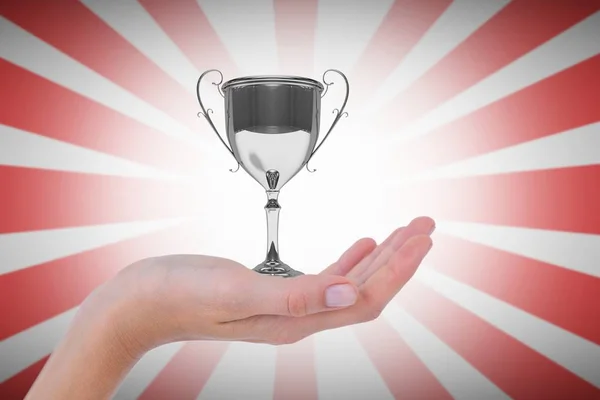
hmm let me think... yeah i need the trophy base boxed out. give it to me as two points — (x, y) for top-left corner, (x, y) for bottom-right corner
(253, 260), (304, 278)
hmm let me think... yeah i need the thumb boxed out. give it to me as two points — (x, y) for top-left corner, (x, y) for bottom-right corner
(249, 274), (359, 317)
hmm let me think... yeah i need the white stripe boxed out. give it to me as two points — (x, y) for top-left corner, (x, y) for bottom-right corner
(0, 124), (181, 180)
(0, 17), (204, 146)
(0, 309), (78, 382)
(383, 302), (510, 400)
(364, 0), (511, 116)
(388, 11), (600, 144)
(80, 0), (200, 91)
(390, 122), (600, 185)
(436, 220), (600, 278)
(0, 219), (184, 275)
(418, 268), (600, 388)
(314, 0), (395, 75)
(196, 0), (278, 75)
(314, 327), (394, 400)
(113, 343), (184, 399)
(196, 342), (277, 400)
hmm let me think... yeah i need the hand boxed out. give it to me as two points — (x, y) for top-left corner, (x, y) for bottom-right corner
(25, 216), (434, 400)
(93, 216), (435, 354)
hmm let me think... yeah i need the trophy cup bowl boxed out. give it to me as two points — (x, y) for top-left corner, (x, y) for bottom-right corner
(196, 70), (349, 277)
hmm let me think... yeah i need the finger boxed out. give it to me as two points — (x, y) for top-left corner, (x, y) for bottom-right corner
(351, 217), (435, 285)
(361, 235), (432, 301)
(242, 273), (360, 318)
(341, 227), (403, 281)
(285, 235), (433, 339)
(347, 216), (435, 283)
(319, 237), (377, 276)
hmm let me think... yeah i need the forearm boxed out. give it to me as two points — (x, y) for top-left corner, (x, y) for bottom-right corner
(25, 287), (145, 400)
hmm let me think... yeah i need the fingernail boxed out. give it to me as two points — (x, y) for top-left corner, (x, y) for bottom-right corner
(429, 224), (436, 235)
(326, 284), (357, 307)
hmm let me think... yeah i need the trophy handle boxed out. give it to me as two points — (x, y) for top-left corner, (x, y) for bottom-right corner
(196, 69), (240, 173)
(306, 69), (349, 173)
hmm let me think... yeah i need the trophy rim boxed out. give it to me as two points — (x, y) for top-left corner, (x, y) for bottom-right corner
(222, 75), (324, 91)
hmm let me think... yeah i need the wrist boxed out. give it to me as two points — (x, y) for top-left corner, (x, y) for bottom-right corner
(78, 281), (147, 362)
(25, 280), (145, 399)
(81, 260), (186, 355)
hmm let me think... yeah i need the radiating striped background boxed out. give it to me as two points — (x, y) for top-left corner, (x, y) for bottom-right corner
(1, 0), (599, 399)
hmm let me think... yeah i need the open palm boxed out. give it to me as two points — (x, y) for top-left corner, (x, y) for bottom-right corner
(102, 216), (435, 354)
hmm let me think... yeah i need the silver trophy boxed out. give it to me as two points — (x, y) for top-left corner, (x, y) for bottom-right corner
(196, 69), (349, 277)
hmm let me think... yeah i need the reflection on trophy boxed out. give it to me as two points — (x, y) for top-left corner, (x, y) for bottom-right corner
(196, 70), (349, 277)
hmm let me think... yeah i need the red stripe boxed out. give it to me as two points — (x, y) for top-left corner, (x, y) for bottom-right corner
(0, 60), (201, 175)
(274, 0), (319, 76)
(388, 54), (600, 174)
(351, 0), (451, 103)
(273, 337), (318, 400)
(0, 0), (201, 132)
(354, 318), (452, 400)
(0, 357), (48, 399)
(0, 166), (197, 234)
(399, 282), (600, 399)
(378, 0), (600, 128)
(427, 234), (600, 345)
(139, 341), (230, 400)
(139, 0), (238, 78)
(0, 222), (205, 341)
(386, 165), (600, 234)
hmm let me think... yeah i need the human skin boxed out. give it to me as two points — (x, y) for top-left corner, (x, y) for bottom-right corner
(25, 216), (435, 399)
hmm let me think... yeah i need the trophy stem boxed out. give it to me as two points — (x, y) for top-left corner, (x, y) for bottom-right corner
(253, 189), (303, 278)
(265, 190), (281, 259)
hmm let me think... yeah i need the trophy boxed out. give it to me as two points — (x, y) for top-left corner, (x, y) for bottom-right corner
(196, 69), (349, 277)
